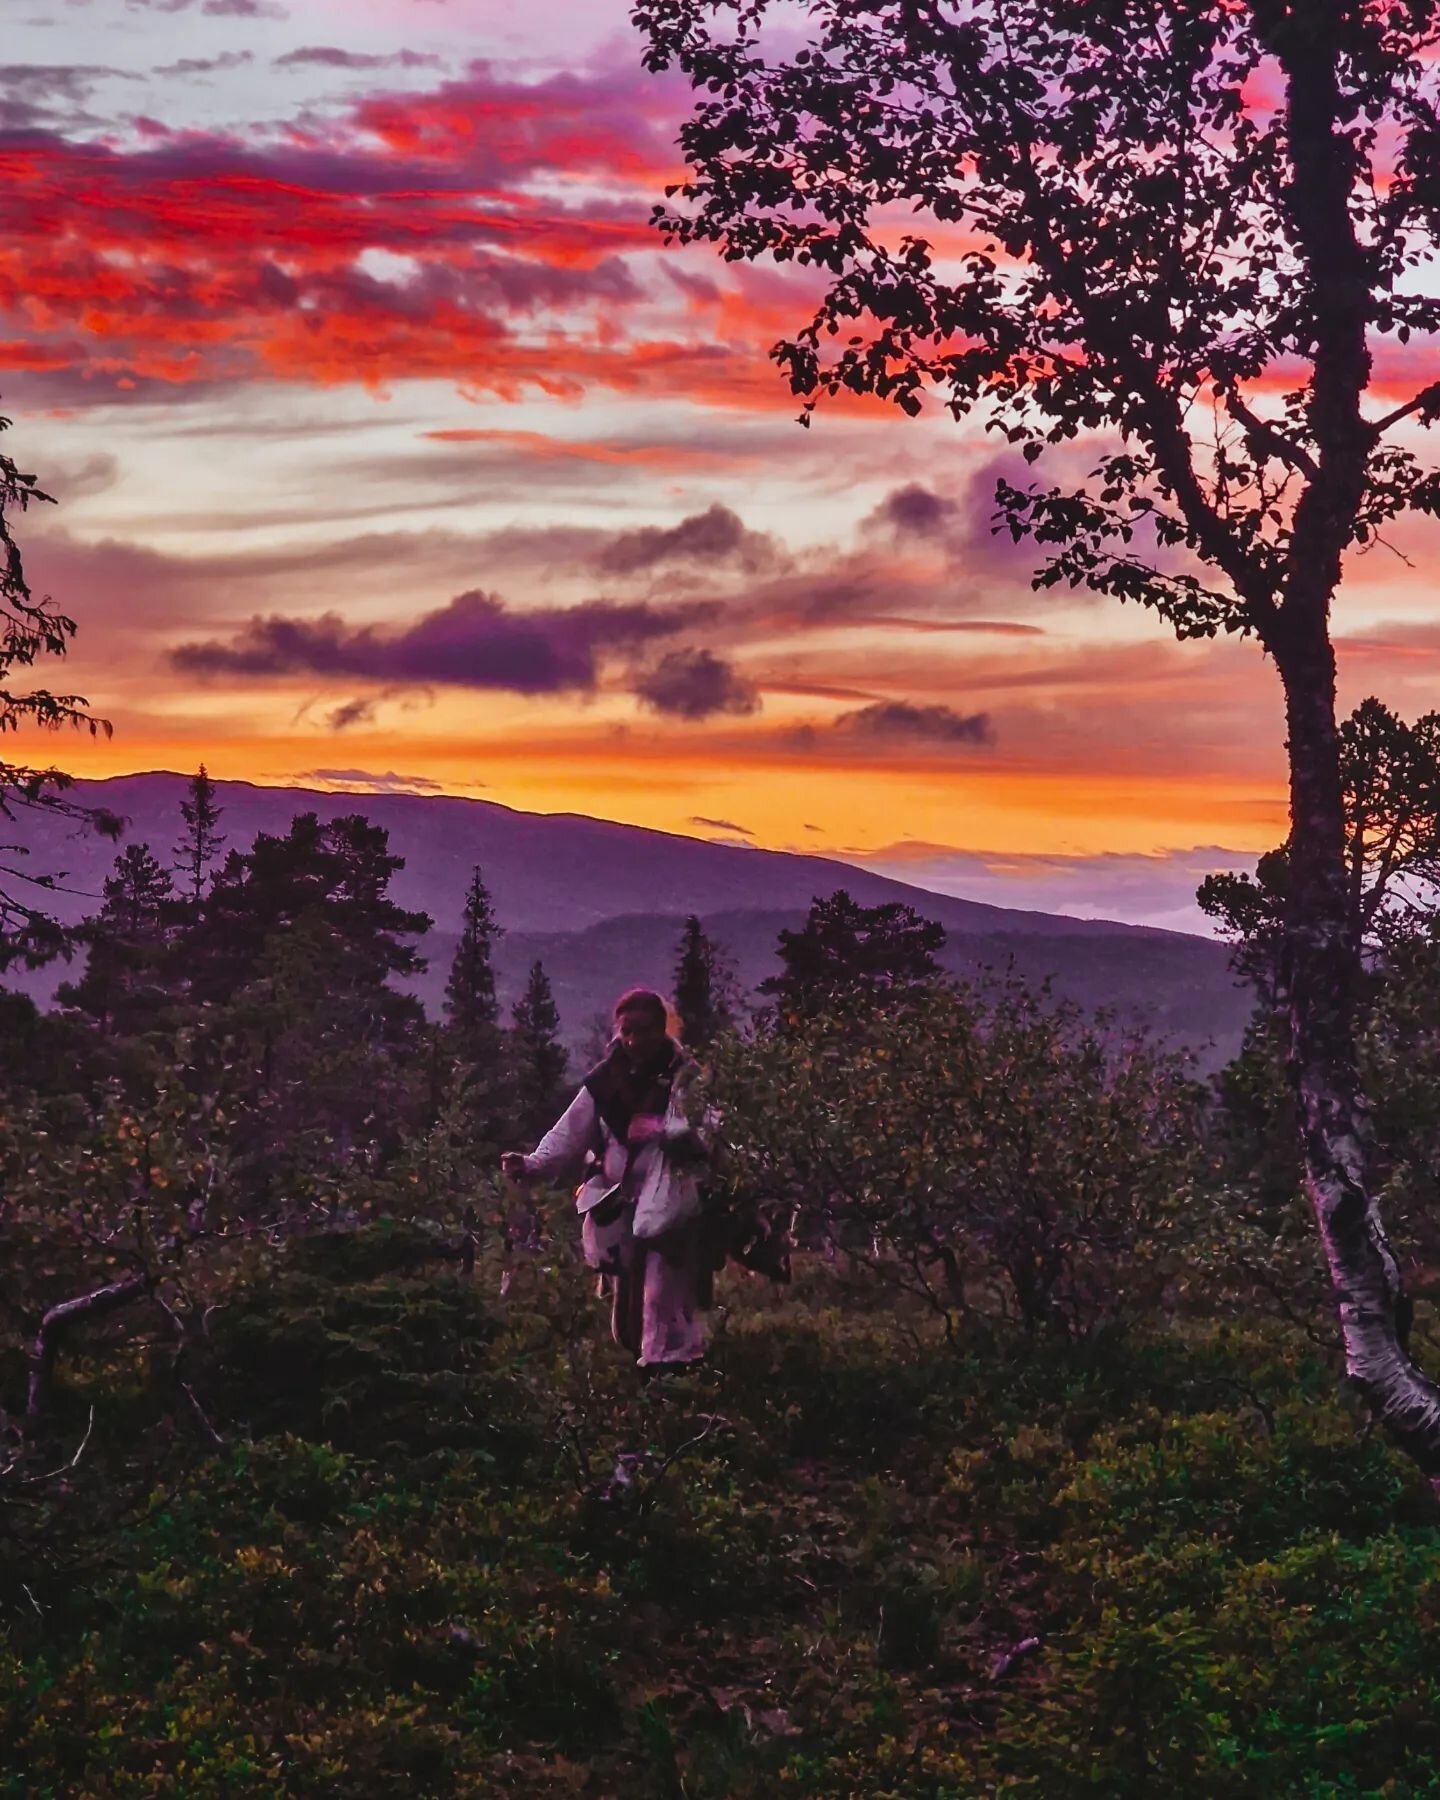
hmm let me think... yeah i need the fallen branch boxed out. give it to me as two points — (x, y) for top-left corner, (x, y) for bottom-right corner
(26, 1275), (150, 1421)
(990, 1635), (1042, 1682)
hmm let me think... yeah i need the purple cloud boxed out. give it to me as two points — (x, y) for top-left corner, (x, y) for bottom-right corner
(326, 696), (378, 732)
(128, 0), (289, 12)
(273, 46), (444, 71)
(155, 51), (256, 76)
(172, 590), (714, 695)
(835, 701), (994, 745)
(296, 768), (452, 794)
(203, 0), (288, 16)
(690, 814), (753, 836)
(633, 649), (759, 720)
(0, 61), (137, 127)
(870, 482), (956, 537)
(598, 504), (777, 577)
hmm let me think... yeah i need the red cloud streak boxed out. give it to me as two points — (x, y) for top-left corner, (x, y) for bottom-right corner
(0, 61), (824, 407)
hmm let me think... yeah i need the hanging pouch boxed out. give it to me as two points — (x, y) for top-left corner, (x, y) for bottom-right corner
(581, 1193), (630, 1272)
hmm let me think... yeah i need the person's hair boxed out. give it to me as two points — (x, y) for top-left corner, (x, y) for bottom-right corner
(612, 986), (668, 1026)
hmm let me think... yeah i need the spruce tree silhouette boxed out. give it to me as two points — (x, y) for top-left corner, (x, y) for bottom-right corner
(510, 959), (568, 1140)
(173, 764), (225, 909)
(672, 914), (735, 1050)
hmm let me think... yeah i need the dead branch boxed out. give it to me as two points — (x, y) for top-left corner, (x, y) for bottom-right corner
(26, 1275), (149, 1421)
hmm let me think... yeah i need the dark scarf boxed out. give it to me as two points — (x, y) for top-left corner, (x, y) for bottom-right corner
(583, 1038), (682, 1143)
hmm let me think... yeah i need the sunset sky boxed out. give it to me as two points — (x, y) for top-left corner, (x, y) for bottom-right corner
(7, 0), (1440, 931)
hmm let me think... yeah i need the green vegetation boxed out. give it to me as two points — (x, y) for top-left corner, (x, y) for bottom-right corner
(7, 849), (1440, 1793)
(5, 1216), (1439, 1798)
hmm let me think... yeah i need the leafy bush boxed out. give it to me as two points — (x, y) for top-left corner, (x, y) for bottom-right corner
(707, 981), (1208, 1334)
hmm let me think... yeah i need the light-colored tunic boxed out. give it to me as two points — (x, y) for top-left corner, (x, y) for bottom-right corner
(522, 1063), (710, 1366)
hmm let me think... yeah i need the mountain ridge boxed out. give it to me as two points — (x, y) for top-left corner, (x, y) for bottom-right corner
(2, 772), (1253, 1066)
(32, 771), (1200, 940)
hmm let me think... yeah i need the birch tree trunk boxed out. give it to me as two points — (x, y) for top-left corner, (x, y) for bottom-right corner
(1276, 617), (1440, 1471)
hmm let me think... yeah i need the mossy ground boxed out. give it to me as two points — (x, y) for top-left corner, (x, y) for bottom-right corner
(4, 1232), (1439, 1798)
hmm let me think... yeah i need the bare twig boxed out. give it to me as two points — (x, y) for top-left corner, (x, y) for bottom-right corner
(990, 1635), (1042, 1682)
(636, 1413), (729, 1517)
(16, 1404), (95, 1485)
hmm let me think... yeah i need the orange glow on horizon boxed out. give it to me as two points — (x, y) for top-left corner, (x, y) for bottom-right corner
(38, 724), (1290, 864)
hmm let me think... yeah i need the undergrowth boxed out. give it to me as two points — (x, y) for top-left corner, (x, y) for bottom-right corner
(3, 1228), (1437, 1798)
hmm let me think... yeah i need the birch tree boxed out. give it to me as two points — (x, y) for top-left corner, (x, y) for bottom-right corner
(635, 0), (1440, 1471)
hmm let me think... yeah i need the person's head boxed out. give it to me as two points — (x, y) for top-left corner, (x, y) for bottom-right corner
(613, 987), (669, 1062)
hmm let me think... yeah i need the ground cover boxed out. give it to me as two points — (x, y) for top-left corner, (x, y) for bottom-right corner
(4, 1225), (1438, 1798)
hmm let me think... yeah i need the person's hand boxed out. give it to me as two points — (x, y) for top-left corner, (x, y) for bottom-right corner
(627, 1112), (664, 1147)
(500, 1151), (529, 1183)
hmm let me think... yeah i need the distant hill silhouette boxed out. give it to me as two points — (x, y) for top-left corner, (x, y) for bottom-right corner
(2, 773), (1253, 1067)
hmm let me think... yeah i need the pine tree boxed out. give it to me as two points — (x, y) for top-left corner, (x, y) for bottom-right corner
(59, 841), (179, 1036)
(188, 812), (429, 1011)
(761, 890), (945, 1022)
(444, 866), (502, 1067)
(0, 412), (113, 970)
(173, 763), (224, 906)
(187, 815), (433, 1189)
(672, 913), (735, 1051)
(509, 959), (568, 1141)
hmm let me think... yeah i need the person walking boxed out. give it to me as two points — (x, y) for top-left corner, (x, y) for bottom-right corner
(502, 987), (714, 1370)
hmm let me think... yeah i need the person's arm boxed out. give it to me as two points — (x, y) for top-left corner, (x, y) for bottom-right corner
(513, 1087), (600, 1181)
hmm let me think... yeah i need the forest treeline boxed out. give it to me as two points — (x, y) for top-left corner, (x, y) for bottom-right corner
(8, 708), (1440, 1415)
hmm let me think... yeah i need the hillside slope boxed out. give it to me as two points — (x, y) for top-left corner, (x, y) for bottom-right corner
(7, 773), (1187, 938)
(3, 773), (1252, 1064)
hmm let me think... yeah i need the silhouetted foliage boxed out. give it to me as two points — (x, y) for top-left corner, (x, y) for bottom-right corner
(0, 407), (116, 969)
(509, 959), (568, 1140)
(172, 762), (224, 908)
(760, 890), (945, 1022)
(1200, 697), (1440, 999)
(188, 812), (429, 1010)
(672, 913), (735, 1050)
(57, 842), (181, 1040)
(445, 864), (502, 1071)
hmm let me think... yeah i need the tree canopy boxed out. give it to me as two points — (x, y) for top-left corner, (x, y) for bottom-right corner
(762, 890), (946, 1020)
(637, 0), (1440, 1471)
(638, 1), (1440, 636)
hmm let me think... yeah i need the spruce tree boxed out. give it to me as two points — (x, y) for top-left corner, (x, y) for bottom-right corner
(188, 814), (432, 1188)
(444, 866), (502, 1068)
(672, 913), (735, 1051)
(509, 959), (568, 1141)
(173, 763), (224, 906)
